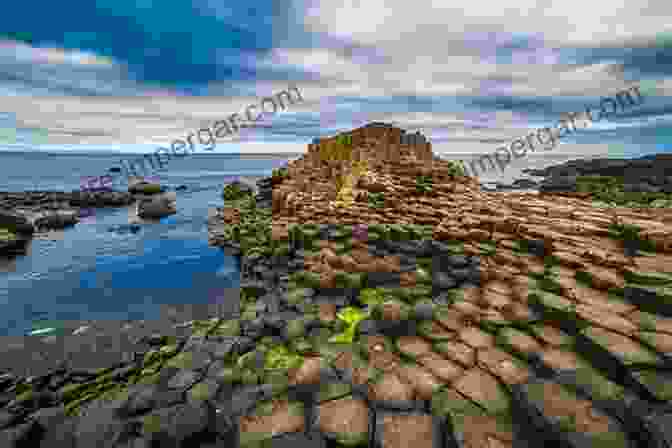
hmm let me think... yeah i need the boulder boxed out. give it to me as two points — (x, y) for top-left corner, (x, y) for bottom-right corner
(137, 192), (177, 219)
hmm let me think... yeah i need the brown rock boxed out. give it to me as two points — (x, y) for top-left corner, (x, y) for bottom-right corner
(541, 349), (580, 371)
(381, 301), (404, 321)
(477, 347), (530, 385)
(350, 248), (375, 265)
(435, 314), (465, 333)
(575, 305), (637, 336)
(480, 290), (513, 309)
(579, 266), (625, 290)
(453, 368), (506, 412)
(239, 399), (305, 437)
(289, 357), (323, 385)
(417, 352), (465, 383)
(396, 364), (443, 399)
(396, 336), (434, 359)
(379, 414), (436, 448)
(369, 372), (414, 403)
(319, 303), (337, 324)
(458, 326), (495, 349)
(369, 349), (403, 372)
(501, 328), (542, 355)
(318, 397), (369, 439)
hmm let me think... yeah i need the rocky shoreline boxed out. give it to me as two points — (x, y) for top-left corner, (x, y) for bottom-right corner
(481, 154), (672, 205)
(1, 123), (672, 447)
(0, 181), (183, 256)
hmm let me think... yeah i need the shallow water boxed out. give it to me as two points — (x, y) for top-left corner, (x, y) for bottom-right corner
(0, 152), (287, 336)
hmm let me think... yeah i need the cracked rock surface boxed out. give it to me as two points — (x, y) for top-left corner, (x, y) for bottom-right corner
(2, 123), (672, 447)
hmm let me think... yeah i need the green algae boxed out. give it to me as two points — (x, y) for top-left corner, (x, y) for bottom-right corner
(329, 307), (370, 344)
(163, 351), (195, 370)
(318, 381), (352, 403)
(624, 269), (672, 285)
(59, 382), (91, 402)
(188, 381), (217, 402)
(415, 175), (434, 194)
(142, 413), (163, 435)
(264, 345), (303, 371)
(240, 369), (260, 386)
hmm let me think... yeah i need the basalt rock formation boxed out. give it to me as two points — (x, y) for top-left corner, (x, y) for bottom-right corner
(2, 123), (672, 448)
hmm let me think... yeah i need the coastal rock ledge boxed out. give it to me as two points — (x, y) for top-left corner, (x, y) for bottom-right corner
(2, 123), (672, 447)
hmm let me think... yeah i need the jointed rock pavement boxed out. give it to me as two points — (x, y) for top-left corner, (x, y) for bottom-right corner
(2, 123), (672, 447)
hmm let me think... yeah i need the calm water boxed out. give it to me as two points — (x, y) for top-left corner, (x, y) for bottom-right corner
(0, 152), (291, 336)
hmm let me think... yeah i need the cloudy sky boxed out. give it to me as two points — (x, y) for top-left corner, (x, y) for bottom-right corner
(0, 0), (670, 160)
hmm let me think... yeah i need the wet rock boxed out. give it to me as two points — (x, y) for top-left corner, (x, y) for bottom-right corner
(432, 272), (457, 290)
(214, 385), (272, 418)
(0, 420), (43, 447)
(141, 402), (212, 446)
(116, 386), (183, 418)
(166, 370), (201, 391)
(137, 192), (176, 219)
(74, 404), (141, 448)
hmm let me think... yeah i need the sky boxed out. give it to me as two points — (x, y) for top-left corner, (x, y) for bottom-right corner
(0, 0), (670, 162)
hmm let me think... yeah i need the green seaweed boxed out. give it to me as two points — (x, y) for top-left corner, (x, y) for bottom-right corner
(328, 307), (370, 344)
(264, 345), (304, 371)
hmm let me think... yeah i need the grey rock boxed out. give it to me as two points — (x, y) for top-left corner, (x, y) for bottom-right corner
(0, 410), (18, 430)
(181, 348), (212, 371)
(234, 337), (256, 354)
(449, 268), (477, 283)
(74, 405), (140, 448)
(414, 303), (434, 321)
(262, 313), (286, 330)
(444, 254), (469, 268)
(137, 192), (176, 219)
(358, 319), (379, 335)
(167, 370), (201, 391)
(116, 386), (183, 418)
(431, 291), (452, 306)
(432, 272), (456, 290)
(0, 373), (16, 390)
(0, 420), (43, 448)
(209, 338), (238, 360)
(142, 402), (211, 446)
(111, 365), (138, 382)
(266, 430), (327, 448)
(205, 360), (227, 379)
(213, 384), (268, 418)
